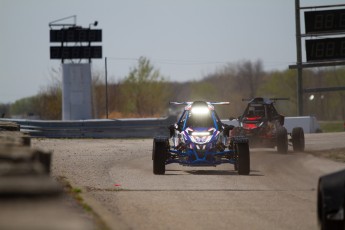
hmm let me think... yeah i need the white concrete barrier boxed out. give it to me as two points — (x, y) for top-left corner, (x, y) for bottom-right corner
(284, 116), (321, 133)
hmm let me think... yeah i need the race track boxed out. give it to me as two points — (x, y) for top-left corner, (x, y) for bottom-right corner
(33, 132), (345, 230)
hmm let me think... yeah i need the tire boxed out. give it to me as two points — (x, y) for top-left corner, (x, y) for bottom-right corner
(153, 137), (168, 175)
(318, 186), (344, 230)
(276, 127), (288, 153)
(236, 143), (250, 175)
(318, 172), (345, 230)
(292, 127), (305, 152)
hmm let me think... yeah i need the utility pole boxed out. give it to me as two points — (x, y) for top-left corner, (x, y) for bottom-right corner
(295, 0), (303, 116)
(105, 57), (109, 119)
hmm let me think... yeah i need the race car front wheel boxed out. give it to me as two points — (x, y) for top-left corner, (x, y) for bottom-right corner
(153, 137), (168, 175)
(236, 143), (250, 175)
(276, 127), (288, 154)
(292, 127), (305, 152)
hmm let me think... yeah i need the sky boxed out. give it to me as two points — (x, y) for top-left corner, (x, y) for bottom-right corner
(0, 0), (342, 103)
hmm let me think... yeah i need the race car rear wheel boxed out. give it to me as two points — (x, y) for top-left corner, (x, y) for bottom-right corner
(153, 137), (168, 175)
(236, 143), (250, 175)
(292, 127), (305, 152)
(318, 175), (345, 230)
(276, 127), (288, 154)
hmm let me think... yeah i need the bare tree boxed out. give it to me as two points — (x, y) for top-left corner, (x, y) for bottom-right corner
(235, 60), (264, 98)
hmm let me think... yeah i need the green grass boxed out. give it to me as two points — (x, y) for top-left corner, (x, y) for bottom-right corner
(56, 176), (110, 230)
(319, 121), (344, 132)
(306, 148), (345, 163)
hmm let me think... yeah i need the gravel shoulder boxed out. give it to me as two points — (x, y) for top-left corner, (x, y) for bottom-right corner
(31, 132), (345, 230)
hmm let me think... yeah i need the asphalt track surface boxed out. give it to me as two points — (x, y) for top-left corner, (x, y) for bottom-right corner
(33, 132), (345, 230)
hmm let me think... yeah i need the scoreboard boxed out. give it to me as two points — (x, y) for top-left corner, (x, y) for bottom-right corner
(305, 9), (345, 34)
(306, 37), (345, 62)
(305, 8), (345, 62)
(50, 46), (102, 59)
(50, 28), (102, 42)
(49, 27), (102, 60)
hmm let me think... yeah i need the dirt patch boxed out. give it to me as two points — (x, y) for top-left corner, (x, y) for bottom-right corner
(305, 148), (345, 163)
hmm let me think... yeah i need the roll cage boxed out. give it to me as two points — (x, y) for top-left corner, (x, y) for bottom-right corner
(241, 97), (286, 125)
(174, 101), (225, 132)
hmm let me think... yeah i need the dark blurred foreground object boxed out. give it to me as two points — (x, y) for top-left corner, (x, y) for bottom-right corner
(0, 123), (60, 196)
(0, 144), (59, 196)
(318, 169), (345, 230)
(0, 121), (20, 131)
(0, 122), (94, 230)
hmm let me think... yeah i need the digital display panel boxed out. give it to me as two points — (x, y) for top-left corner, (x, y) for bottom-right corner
(50, 29), (102, 42)
(50, 46), (102, 59)
(305, 9), (345, 34)
(305, 37), (345, 62)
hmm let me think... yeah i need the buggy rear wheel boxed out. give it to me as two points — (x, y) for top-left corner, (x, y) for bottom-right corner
(277, 127), (288, 153)
(236, 143), (250, 175)
(292, 127), (305, 152)
(153, 137), (168, 175)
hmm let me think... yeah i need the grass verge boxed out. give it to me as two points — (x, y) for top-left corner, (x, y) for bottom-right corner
(305, 148), (345, 163)
(319, 121), (344, 133)
(56, 176), (110, 230)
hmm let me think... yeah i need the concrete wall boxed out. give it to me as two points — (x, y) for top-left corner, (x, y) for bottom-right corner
(62, 63), (93, 120)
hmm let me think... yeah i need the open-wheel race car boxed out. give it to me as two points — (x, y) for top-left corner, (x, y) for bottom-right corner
(152, 101), (250, 175)
(231, 97), (305, 153)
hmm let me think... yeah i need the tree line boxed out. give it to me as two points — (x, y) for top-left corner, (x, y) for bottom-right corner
(2, 57), (345, 121)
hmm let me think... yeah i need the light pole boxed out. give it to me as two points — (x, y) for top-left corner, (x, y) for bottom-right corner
(88, 21), (98, 63)
(105, 57), (109, 119)
(295, 0), (303, 116)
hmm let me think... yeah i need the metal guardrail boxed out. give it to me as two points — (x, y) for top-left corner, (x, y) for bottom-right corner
(0, 116), (177, 138)
(2, 115), (323, 138)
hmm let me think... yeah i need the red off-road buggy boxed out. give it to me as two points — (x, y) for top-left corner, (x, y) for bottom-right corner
(231, 97), (305, 153)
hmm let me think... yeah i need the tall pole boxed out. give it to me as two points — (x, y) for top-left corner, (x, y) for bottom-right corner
(295, 0), (303, 115)
(105, 57), (109, 118)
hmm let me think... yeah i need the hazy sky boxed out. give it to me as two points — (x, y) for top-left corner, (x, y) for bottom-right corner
(0, 0), (341, 103)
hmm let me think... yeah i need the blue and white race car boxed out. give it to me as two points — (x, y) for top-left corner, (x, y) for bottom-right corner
(152, 101), (250, 175)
